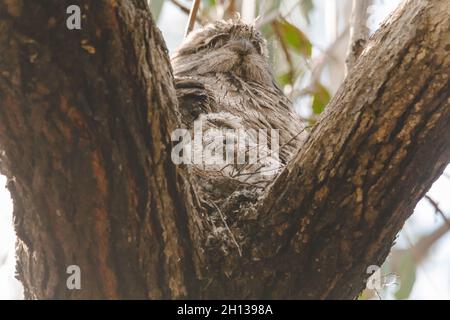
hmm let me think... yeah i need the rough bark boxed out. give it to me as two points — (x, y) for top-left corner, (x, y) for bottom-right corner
(0, 0), (192, 299)
(258, 0), (450, 298)
(0, 0), (448, 299)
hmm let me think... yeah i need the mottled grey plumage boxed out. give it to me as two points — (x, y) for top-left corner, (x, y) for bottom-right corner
(172, 19), (306, 184)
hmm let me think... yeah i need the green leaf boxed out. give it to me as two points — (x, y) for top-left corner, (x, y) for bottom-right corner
(394, 252), (416, 300)
(202, 0), (216, 8)
(311, 83), (331, 114)
(274, 19), (312, 58)
(278, 71), (295, 86)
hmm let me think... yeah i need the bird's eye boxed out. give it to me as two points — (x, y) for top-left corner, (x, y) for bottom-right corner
(205, 33), (229, 48)
(252, 40), (263, 54)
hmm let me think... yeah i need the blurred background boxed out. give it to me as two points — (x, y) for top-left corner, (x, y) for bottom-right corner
(1, 0), (449, 299)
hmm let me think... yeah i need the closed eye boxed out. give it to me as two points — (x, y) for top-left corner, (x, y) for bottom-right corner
(205, 33), (229, 48)
(252, 40), (264, 55)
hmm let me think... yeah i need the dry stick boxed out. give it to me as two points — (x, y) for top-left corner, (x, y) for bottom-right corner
(346, 0), (372, 72)
(211, 202), (243, 257)
(405, 223), (450, 264)
(185, 0), (201, 38)
(170, 0), (191, 15)
(171, 0), (204, 24)
(425, 195), (450, 229)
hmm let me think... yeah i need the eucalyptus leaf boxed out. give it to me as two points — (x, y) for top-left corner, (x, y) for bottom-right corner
(274, 19), (312, 58)
(312, 83), (330, 114)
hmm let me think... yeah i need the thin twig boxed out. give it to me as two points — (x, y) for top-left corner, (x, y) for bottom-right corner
(402, 222), (450, 265)
(425, 195), (450, 229)
(171, 0), (205, 24)
(185, 0), (201, 38)
(170, 0), (191, 15)
(211, 201), (243, 257)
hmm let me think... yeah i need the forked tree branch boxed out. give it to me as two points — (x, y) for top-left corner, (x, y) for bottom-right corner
(0, 0), (448, 300)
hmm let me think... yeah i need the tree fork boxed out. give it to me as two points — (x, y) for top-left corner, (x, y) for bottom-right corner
(0, 0), (449, 299)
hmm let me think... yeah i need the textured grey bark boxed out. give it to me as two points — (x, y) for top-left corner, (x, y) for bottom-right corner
(0, 0), (448, 299)
(346, 0), (372, 71)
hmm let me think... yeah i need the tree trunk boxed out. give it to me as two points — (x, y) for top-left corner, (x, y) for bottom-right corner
(0, 0), (448, 299)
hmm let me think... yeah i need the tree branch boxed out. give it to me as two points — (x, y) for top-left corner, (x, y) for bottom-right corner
(256, 0), (450, 298)
(0, 0), (448, 300)
(390, 222), (450, 272)
(185, 0), (201, 37)
(0, 0), (192, 299)
(346, 0), (373, 72)
(170, 0), (191, 15)
(170, 0), (205, 25)
(425, 195), (450, 228)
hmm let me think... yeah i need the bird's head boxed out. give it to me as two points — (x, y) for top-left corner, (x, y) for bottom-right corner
(172, 19), (273, 85)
